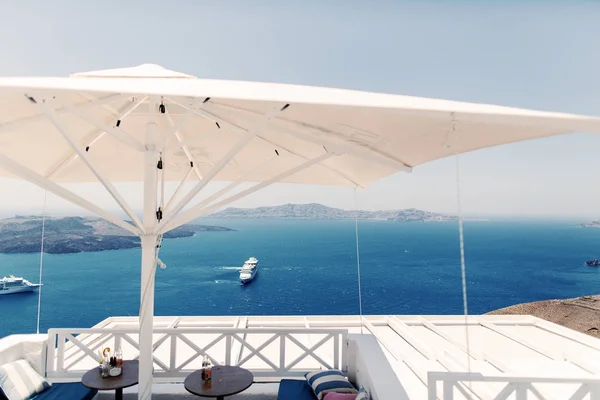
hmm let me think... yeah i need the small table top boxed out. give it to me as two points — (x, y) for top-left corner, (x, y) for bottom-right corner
(184, 365), (253, 398)
(81, 360), (139, 391)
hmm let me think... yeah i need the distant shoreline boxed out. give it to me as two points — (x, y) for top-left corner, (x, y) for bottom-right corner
(0, 216), (234, 255)
(208, 203), (471, 222)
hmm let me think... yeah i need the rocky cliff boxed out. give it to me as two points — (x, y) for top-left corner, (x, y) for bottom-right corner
(0, 216), (233, 254)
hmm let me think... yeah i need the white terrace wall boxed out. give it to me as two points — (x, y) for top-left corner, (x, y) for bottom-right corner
(347, 333), (408, 400)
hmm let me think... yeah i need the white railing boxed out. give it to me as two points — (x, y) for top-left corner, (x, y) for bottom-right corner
(46, 327), (347, 381)
(428, 371), (600, 400)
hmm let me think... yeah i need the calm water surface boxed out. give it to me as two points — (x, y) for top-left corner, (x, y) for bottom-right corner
(1, 219), (599, 338)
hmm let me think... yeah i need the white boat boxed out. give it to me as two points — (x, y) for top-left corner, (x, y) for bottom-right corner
(0, 275), (42, 295)
(239, 257), (259, 284)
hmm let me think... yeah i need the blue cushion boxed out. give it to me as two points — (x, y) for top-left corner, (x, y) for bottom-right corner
(278, 379), (317, 400)
(305, 370), (357, 400)
(31, 383), (97, 400)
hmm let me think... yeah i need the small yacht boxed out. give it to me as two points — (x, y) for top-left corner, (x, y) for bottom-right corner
(586, 259), (600, 267)
(0, 275), (42, 295)
(239, 257), (259, 284)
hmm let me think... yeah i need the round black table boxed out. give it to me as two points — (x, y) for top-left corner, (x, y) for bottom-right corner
(184, 365), (253, 400)
(81, 360), (139, 400)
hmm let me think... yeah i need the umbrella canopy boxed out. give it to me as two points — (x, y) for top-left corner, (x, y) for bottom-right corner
(1, 64), (600, 400)
(1, 64), (599, 187)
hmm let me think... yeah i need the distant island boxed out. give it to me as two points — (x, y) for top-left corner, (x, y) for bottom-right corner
(581, 220), (600, 228)
(0, 216), (234, 254)
(208, 203), (468, 222)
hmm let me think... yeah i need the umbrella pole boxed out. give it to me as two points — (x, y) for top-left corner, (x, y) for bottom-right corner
(138, 97), (159, 400)
(138, 235), (157, 400)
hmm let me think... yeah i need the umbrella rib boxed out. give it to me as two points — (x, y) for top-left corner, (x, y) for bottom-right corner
(0, 153), (140, 235)
(171, 153), (281, 214)
(40, 102), (145, 232)
(163, 97), (361, 186)
(163, 167), (194, 214)
(63, 102), (145, 152)
(158, 152), (334, 233)
(254, 132), (362, 187)
(164, 111), (203, 179)
(45, 96), (148, 179)
(203, 102), (413, 172)
(202, 109), (362, 186)
(161, 99), (206, 152)
(159, 103), (291, 230)
(0, 93), (123, 135)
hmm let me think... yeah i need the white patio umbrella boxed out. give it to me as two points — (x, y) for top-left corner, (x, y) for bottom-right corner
(0, 63), (599, 399)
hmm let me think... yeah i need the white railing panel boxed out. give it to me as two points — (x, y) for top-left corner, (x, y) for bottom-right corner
(46, 327), (347, 382)
(428, 371), (600, 400)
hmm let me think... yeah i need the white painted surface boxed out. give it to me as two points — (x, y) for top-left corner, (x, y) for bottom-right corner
(3, 314), (600, 399)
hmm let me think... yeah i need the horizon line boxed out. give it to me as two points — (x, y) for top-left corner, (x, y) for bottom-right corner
(0, 202), (597, 222)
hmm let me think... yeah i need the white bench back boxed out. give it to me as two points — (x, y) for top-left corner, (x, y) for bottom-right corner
(0, 334), (47, 376)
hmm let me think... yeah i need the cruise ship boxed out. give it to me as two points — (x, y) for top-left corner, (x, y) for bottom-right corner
(0, 275), (42, 295)
(239, 257), (259, 284)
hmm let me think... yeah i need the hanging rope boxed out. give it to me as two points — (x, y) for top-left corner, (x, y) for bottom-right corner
(451, 115), (472, 373)
(36, 191), (48, 335)
(353, 187), (364, 334)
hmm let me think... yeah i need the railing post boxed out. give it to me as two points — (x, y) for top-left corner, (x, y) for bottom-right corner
(591, 383), (600, 400)
(427, 372), (438, 400)
(443, 380), (454, 400)
(46, 330), (56, 376)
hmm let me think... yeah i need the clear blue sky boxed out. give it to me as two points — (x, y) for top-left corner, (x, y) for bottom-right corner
(1, 0), (600, 218)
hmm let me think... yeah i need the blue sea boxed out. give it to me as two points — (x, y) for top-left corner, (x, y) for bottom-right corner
(1, 219), (599, 339)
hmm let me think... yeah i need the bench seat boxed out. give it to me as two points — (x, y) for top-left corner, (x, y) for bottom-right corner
(31, 383), (97, 400)
(278, 379), (317, 400)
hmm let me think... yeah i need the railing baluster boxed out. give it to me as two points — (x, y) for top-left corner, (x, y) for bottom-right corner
(516, 383), (528, 400)
(170, 333), (176, 373)
(115, 333), (122, 351)
(225, 334), (231, 366)
(56, 333), (65, 373)
(280, 334), (286, 372)
(443, 380), (454, 400)
(333, 333), (339, 370)
(342, 332), (348, 373)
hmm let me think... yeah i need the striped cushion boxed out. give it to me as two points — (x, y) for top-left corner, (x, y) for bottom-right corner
(356, 387), (369, 400)
(0, 360), (50, 400)
(305, 369), (357, 400)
